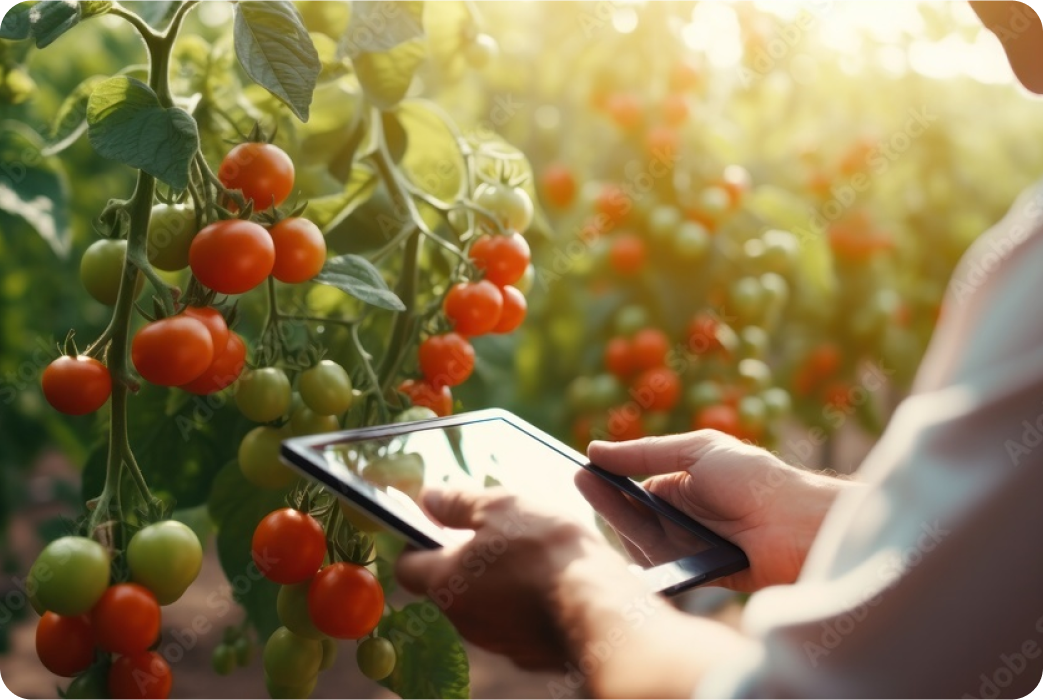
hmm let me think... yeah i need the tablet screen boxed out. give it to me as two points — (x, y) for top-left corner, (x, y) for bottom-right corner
(312, 416), (714, 566)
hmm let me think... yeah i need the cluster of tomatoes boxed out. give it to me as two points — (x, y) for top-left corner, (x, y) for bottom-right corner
(250, 507), (394, 698)
(30, 522), (203, 699)
(402, 181), (536, 415)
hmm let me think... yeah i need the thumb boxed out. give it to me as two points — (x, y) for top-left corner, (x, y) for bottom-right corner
(420, 486), (486, 530)
(587, 432), (720, 477)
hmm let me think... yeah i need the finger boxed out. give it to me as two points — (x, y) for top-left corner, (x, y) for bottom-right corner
(395, 547), (451, 595)
(574, 471), (658, 565)
(419, 486), (486, 529)
(588, 432), (720, 477)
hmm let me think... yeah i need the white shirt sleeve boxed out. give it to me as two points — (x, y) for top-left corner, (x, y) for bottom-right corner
(697, 183), (1043, 698)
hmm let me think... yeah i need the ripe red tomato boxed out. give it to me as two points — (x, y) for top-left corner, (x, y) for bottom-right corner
(42, 356), (111, 415)
(108, 652), (172, 700)
(308, 563), (384, 639)
(692, 404), (741, 437)
(607, 405), (644, 442)
(596, 184), (629, 225)
(609, 234), (647, 276)
(632, 367), (681, 412)
(492, 285), (526, 334)
(179, 332), (246, 395)
(418, 333), (475, 388)
(183, 306), (229, 355)
(469, 233), (530, 287)
(398, 379), (453, 417)
(443, 280), (503, 336)
(91, 583), (161, 656)
(540, 163), (576, 209)
(808, 343), (842, 380)
(823, 382), (853, 411)
(604, 337), (633, 378)
(36, 612), (94, 677)
(630, 328), (670, 371)
(218, 142), (295, 210)
(645, 126), (679, 159)
(686, 314), (723, 355)
(269, 217), (326, 284)
(252, 508), (327, 585)
(662, 93), (689, 126)
(669, 59), (701, 92)
(605, 92), (643, 131)
(132, 316), (215, 386)
(189, 219), (275, 295)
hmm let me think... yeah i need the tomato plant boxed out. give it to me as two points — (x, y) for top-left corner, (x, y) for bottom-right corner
(126, 521), (204, 606)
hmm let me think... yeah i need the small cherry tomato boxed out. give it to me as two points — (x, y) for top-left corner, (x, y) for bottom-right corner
(132, 316), (215, 387)
(469, 233), (530, 287)
(443, 280), (503, 336)
(630, 328), (670, 371)
(398, 379), (453, 417)
(540, 163), (576, 209)
(108, 652), (171, 700)
(42, 356), (112, 415)
(218, 142), (295, 210)
(270, 217), (326, 284)
(308, 563), (384, 639)
(91, 583), (161, 656)
(36, 612), (94, 677)
(609, 234), (646, 275)
(631, 367), (681, 412)
(182, 306), (229, 356)
(179, 332), (247, 395)
(189, 219), (275, 295)
(492, 285), (527, 334)
(604, 337), (633, 378)
(252, 508), (327, 585)
(418, 333), (475, 388)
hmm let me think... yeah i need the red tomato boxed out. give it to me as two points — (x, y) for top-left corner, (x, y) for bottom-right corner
(270, 217), (326, 284)
(183, 306), (229, 356)
(443, 280), (503, 336)
(189, 219), (275, 295)
(132, 316), (215, 386)
(607, 405), (644, 442)
(91, 584), (161, 656)
(418, 333), (475, 388)
(218, 142), (295, 210)
(252, 508), (327, 585)
(398, 379), (453, 417)
(493, 285), (527, 334)
(540, 163), (576, 209)
(692, 404), (741, 437)
(630, 329), (670, 371)
(109, 652), (172, 700)
(308, 563), (384, 639)
(604, 337), (633, 378)
(632, 367), (681, 412)
(605, 92), (643, 131)
(823, 382), (853, 411)
(609, 234), (647, 276)
(469, 233), (530, 287)
(41, 356), (111, 415)
(662, 93), (689, 126)
(808, 343), (842, 381)
(645, 126), (679, 159)
(36, 612), (94, 677)
(596, 184), (629, 225)
(179, 332), (246, 395)
(686, 314), (723, 355)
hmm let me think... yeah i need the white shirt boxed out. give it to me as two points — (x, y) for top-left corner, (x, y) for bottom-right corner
(699, 182), (1043, 698)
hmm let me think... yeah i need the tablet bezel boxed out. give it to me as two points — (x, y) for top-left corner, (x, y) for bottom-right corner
(280, 408), (749, 596)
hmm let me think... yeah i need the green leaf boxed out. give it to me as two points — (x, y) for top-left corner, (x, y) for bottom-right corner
(0, 2), (34, 40)
(381, 111), (408, 164)
(340, 1), (424, 55)
(233, 1), (320, 122)
(118, 0), (174, 28)
(44, 75), (105, 156)
(314, 254), (405, 311)
(86, 76), (199, 190)
(0, 122), (71, 256)
(378, 602), (470, 699)
(25, 0), (101, 47)
(352, 40), (427, 110)
(307, 164), (378, 230)
(208, 462), (287, 639)
(396, 100), (465, 202)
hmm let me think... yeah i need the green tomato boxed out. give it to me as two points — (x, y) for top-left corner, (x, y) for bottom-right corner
(642, 411), (671, 436)
(127, 520), (203, 605)
(614, 305), (650, 337)
(212, 644), (237, 676)
(363, 453), (425, 501)
(760, 273), (790, 311)
(464, 33), (499, 70)
(566, 376), (596, 412)
(299, 360), (353, 416)
(738, 326), (770, 359)
(80, 239), (143, 306)
(587, 374), (625, 410)
(64, 666), (109, 699)
(277, 581), (327, 640)
(474, 182), (534, 233)
(729, 276), (765, 325)
(234, 637), (255, 667)
(697, 185), (731, 218)
(239, 426), (296, 490)
(356, 637), (396, 681)
(686, 381), (723, 411)
(761, 387), (792, 419)
(515, 263), (536, 296)
(235, 368), (292, 423)
(319, 638), (338, 672)
(265, 673), (317, 700)
(263, 627), (323, 687)
(737, 358), (773, 391)
(737, 395), (768, 434)
(29, 536), (110, 616)
(146, 204), (197, 272)
(760, 230), (799, 274)
(393, 406), (439, 423)
(647, 205), (682, 242)
(290, 405), (340, 437)
(674, 221), (711, 260)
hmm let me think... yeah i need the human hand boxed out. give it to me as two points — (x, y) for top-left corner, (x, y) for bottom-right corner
(583, 431), (856, 592)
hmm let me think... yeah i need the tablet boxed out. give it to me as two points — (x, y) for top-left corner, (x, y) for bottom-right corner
(280, 408), (748, 596)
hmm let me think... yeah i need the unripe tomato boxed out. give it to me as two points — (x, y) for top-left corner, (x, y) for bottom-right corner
(127, 520), (203, 606)
(737, 395), (768, 440)
(132, 316), (215, 387)
(469, 232), (530, 287)
(30, 536), (110, 616)
(648, 205), (682, 242)
(631, 367), (681, 412)
(443, 280), (503, 336)
(419, 333), (475, 388)
(42, 356), (112, 415)
(609, 234), (646, 275)
(263, 627), (322, 686)
(211, 644), (236, 676)
(614, 305), (650, 337)
(686, 381), (723, 411)
(36, 612), (94, 677)
(588, 374), (626, 410)
(308, 563), (384, 639)
(362, 452), (425, 501)
(252, 508), (327, 585)
(270, 217), (326, 284)
(398, 379), (453, 417)
(319, 638), (338, 672)
(92, 583), (161, 656)
(239, 426), (296, 489)
(219, 142), (295, 210)
(147, 204), (197, 272)
(80, 239), (142, 306)
(108, 652), (171, 700)
(356, 637), (396, 681)
(65, 666), (109, 698)
(515, 263), (536, 296)
(234, 637), (254, 667)
(189, 219), (275, 295)
(180, 331), (246, 395)
(393, 406), (439, 423)
(299, 360), (354, 416)
(761, 387), (792, 419)
(540, 162), (576, 209)
(474, 182), (534, 233)
(235, 367), (292, 423)
(630, 328), (670, 371)
(289, 405), (340, 436)
(492, 285), (526, 333)
(674, 221), (711, 261)
(277, 581), (326, 640)
(464, 33), (498, 69)
(738, 326), (770, 359)
(737, 358), (773, 391)
(265, 673), (317, 700)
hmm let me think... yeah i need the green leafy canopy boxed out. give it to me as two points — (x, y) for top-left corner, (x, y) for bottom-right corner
(379, 602), (471, 699)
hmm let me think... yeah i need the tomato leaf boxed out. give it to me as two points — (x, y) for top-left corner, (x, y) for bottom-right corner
(378, 602), (471, 699)
(0, 2), (34, 40)
(19, 0), (109, 48)
(381, 110), (408, 164)
(207, 462), (288, 640)
(0, 123), (71, 257)
(315, 254), (406, 311)
(308, 164), (378, 230)
(118, 0), (175, 28)
(396, 100), (466, 202)
(233, 1), (320, 122)
(86, 76), (199, 190)
(340, 1), (424, 54)
(351, 40), (427, 110)
(43, 74), (105, 156)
